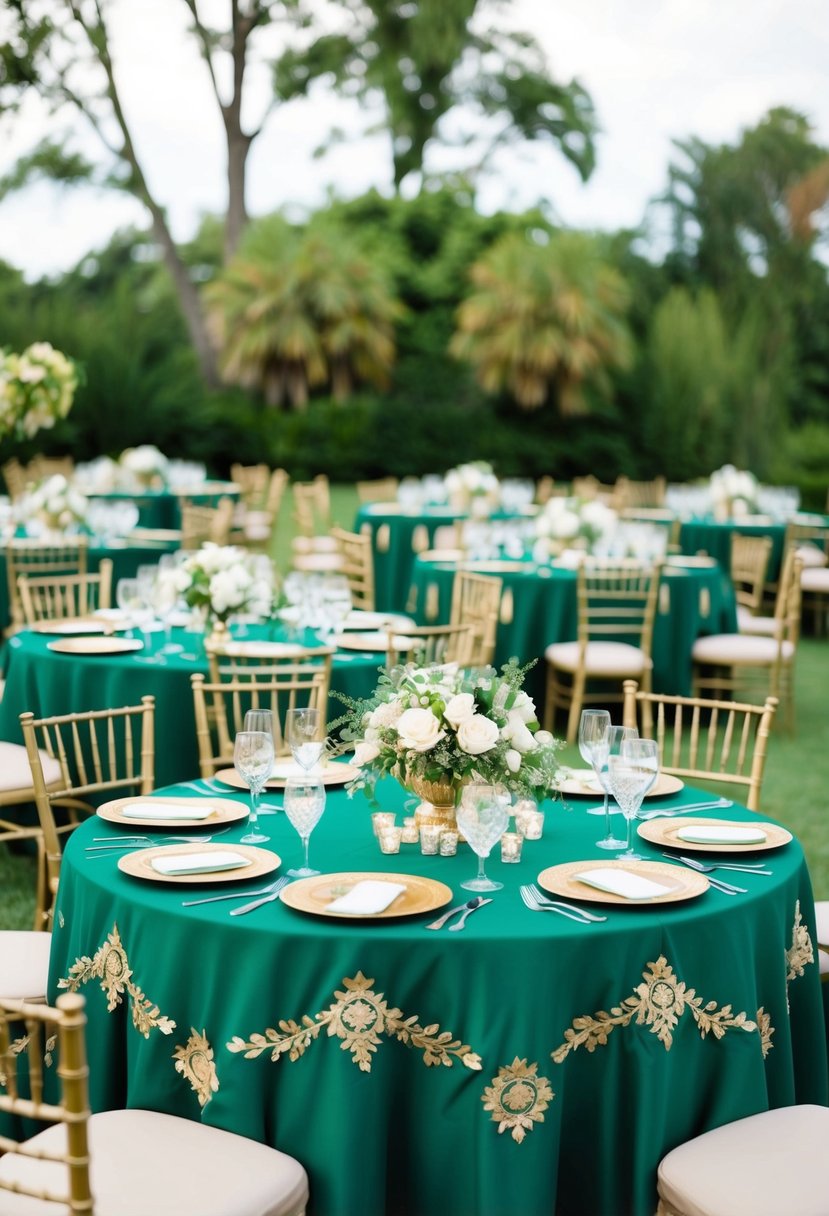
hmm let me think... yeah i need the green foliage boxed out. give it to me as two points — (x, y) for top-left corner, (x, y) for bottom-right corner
(770, 422), (829, 510)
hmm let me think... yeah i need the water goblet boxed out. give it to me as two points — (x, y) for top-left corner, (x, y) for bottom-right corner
(589, 721), (637, 851)
(115, 577), (142, 639)
(456, 783), (511, 892)
(243, 709), (278, 815)
(234, 730), (273, 844)
(286, 707), (325, 773)
(283, 775), (326, 877)
(607, 738), (660, 860)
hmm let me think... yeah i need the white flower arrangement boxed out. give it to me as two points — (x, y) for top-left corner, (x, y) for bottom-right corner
(16, 474), (88, 534)
(0, 342), (79, 442)
(338, 659), (562, 804)
(444, 460), (501, 514)
(534, 496), (617, 552)
(162, 543), (275, 624)
(708, 465), (758, 520)
(119, 445), (170, 488)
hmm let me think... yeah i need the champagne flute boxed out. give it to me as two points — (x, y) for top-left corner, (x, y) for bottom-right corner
(456, 783), (511, 892)
(243, 709), (278, 815)
(577, 708), (610, 795)
(590, 723), (637, 850)
(607, 738), (660, 860)
(234, 730), (273, 844)
(286, 707), (325, 773)
(283, 775), (326, 877)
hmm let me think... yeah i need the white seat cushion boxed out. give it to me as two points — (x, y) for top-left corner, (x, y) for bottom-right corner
(691, 634), (794, 665)
(0, 931), (51, 1002)
(814, 900), (829, 947)
(0, 1108), (308, 1216)
(657, 1104), (829, 1216)
(243, 510), (273, 542)
(735, 607), (777, 636)
(544, 640), (652, 676)
(0, 741), (61, 794)
(795, 544), (828, 569)
(801, 566), (829, 592)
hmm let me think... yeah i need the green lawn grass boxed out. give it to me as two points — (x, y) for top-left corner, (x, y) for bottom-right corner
(1, 485), (826, 929)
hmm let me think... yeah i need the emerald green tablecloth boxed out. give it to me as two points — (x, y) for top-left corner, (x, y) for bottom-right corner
(90, 482), (240, 530)
(0, 626), (380, 787)
(49, 784), (828, 1216)
(409, 557), (737, 699)
(679, 518), (792, 580)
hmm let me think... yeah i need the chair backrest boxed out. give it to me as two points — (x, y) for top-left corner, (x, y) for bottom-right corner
(0, 992), (92, 1214)
(6, 538), (89, 632)
(771, 547), (803, 647)
(191, 667), (331, 774)
(292, 475), (331, 537)
(576, 559), (662, 656)
(20, 698), (156, 927)
(206, 642), (334, 695)
(622, 680), (778, 812)
(230, 463), (270, 507)
(730, 534), (773, 615)
(180, 497), (235, 549)
(2, 458), (29, 501)
(18, 560), (113, 625)
(356, 477), (399, 504)
(614, 476), (667, 510)
(571, 475), (617, 505)
(449, 570), (503, 666)
(784, 517), (829, 571)
(386, 622), (476, 669)
(330, 527), (375, 610)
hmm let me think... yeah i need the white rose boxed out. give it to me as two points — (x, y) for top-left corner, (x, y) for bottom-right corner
(397, 707), (443, 752)
(457, 713), (500, 755)
(534, 730), (554, 747)
(503, 710), (537, 754)
(512, 691), (537, 723)
(352, 740), (381, 766)
(505, 748), (521, 773)
(444, 693), (476, 728)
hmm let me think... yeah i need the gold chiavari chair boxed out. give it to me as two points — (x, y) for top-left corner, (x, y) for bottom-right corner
(449, 570), (502, 667)
(730, 534), (773, 631)
(330, 527), (375, 610)
(292, 475), (332, 537)
(180, 496), (235, 549)
(613, 475), (667, 510)
(0, 992), (310, 1216)
(784, 516), (829, 635)
(230, 466), (288, 549)
(356, 477), (399, 504)
(205, 642), (334, 703)
(20, 698), (156, 931)
(622, 681), (778, 812)
(2, 457), (29, 501)
(27, 455), (75, 481)
(385, 622), (476, 669)
(5, 538), (89, 634)
(543, 558), (662, 743)
(18, 560), (113, 626)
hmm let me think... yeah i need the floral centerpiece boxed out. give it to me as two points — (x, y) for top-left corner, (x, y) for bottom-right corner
(533, 496), (617, 557)
(444, 460), (501, 517)
(339, 660), (562, 830)
(0, 342), (79, 442)
(161, 543), (276, 631)
(119, 445), (170, 490)
(16, 474), (88, 535)
(708, 465), (758, 520)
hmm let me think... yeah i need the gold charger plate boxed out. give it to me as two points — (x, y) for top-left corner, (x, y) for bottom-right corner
(538, 859), (708, 906)
(30, 617), (130, 636)
(97, 795), (248, 830)
(637, 816), (792, 854)
(214, 759), (357, 791)
(555, 769), (684, 799)
(46, 636), (145, 655)
(280, 871), (453, 920)
(117, 842), (280, 885)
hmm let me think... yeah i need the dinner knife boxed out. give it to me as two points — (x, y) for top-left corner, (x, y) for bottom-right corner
(425, 897), (482, 931)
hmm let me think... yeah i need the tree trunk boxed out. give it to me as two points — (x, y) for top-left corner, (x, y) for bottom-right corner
(225, 131), (252, 262)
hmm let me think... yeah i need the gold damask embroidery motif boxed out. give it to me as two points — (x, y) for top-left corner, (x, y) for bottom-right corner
(174, 1030), (219, 1108)
(786, 901), (814, 986)
(227, 970), (482, 1074)
(482, 1058), (553, 1144)
(756, 1008), (774, 1058)
(551, 956), (757, 1062)
(58, 924), (176, 1038)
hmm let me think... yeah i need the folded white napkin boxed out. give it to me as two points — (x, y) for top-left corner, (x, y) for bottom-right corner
(326, 880), (407, 915)
(121, 803), (214, 821)
(676, 825), (767, 845)
(150, 850), (251, 876)
(577, 867), (672, 900)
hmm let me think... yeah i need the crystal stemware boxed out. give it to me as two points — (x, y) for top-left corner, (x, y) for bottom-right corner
(607, 738), (660, 860)
(234, 730), (273, 844)
(286, 707), (325, 773)
(283, 775), (326, 877)
(243, 709), (278, 815)
(456, 783), (511, 892)
(590, 722), (637, 851)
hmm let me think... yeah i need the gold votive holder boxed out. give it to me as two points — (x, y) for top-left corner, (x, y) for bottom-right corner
(420, 824), (443, 855)
(401, 816), (419, 844)
(378, 825), (403, 855)
(515, 806), (544, 840)
(371, 811), (396, 838)
(500, 831), (523, 863)
(439, 830), (459, 857)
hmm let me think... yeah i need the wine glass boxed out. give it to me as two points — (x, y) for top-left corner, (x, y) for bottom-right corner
(233, 730), (273, 844)
(590, 722), (637, 851)
(115, 577), (142, 639)
(456, 783), (511, 892)
(152, 558), (184, 657)
(286, 707), (325, 773)
(243, 709), (278, 815)
(283, 775), (326, 877)
(578, 709), (610, 780)
(607, 738), (660, 860)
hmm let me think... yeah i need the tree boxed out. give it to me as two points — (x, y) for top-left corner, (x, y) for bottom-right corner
(450, 230), (632, 414)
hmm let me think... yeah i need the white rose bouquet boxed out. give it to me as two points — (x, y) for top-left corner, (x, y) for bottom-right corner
(708, 465), (758, 520)
(444, 460), (501, 515)
(0, 342), (79, 442)
(119, 445), (170, 489)
(534, 496), (617, 552)
(337, 659), (562, 804)
(17, 474), (88, 534)
(163, 543), (276, 625)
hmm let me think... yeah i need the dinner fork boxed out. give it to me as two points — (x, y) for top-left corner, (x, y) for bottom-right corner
(526, 884), (608, 921)
(86, 830), (232, 850)
(519, 886), (602, 924)
(667, 853), (772, 877)
(665, 859), (746, 895)
(182, 877), (286, 907)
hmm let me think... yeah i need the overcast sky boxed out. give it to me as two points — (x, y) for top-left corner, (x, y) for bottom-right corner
(1, 0), (828, 279)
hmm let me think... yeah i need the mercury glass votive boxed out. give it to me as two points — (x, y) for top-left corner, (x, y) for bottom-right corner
(516, 806), (544, 840)
(500, 831), (523, 863)
(420, 824), (443, 855)
(371, 811), (396, 838)
(401, 816), (420, 844)
(438, 830), (459, 857)
(378, 825), (403, 855)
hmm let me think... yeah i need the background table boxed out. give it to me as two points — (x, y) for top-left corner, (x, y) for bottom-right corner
(679, 517), (790, 580)
(50, 783), (828, 1216)
(90, 481), (240, 530)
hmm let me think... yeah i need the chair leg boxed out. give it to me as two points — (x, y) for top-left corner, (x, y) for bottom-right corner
(33, 833), (47, 931)
(639, 671), (654, 738)
(565, 671), (586, 744)
(543, 663), (556, 734)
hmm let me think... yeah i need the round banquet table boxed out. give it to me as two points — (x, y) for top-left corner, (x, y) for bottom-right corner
(89, 480), (240, 530)
(0, 625), (381, 787)
(679, 516), (791, 580)
(49, 782), (828, 1216)
(408, 555), (737, 701)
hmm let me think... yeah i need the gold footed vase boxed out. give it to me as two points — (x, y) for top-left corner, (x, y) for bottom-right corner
(406, 772), (466, 835)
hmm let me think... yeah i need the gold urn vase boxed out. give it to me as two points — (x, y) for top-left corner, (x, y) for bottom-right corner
(406, 772), (466, 834)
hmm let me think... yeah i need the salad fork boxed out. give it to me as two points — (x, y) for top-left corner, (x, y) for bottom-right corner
(526, 884), (608, 921)
(519, 886), (603, 924)
(668, 853), (772, 877)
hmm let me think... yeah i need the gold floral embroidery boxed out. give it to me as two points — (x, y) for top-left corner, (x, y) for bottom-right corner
(174, 1030), (219, 1108)
(227, 970), (482, 1074)
(756, 1008), (774, 1059)
(551, 956), (757, 1062)
(411, 524), (429, 553)
(499, 588), (514, 625)
(58, 924), (176, 1038)
(58, 910), (65, 929)
(786, 901), (814, 985)
(482, 1058), (553, 1144)
(376, 524), (391, 553)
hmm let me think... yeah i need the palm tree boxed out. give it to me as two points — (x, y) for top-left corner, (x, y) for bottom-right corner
(450, 230), (633, 413)
(205, 217), (404, 410)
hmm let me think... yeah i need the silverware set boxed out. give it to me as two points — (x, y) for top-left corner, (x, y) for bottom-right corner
(86, 827), (233, 851)
(519, 885), (607, 924)
(639, 798), (734, 821)
(182, 876), (289, 911)
(425, 896), (492, 930)
(662, 852), (772, 876)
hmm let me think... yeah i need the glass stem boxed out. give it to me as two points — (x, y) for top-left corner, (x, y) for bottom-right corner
(249, 786), (260, 829)
(625, 811), (633, 853)
(602, 791), (611, 839)
(476, 854), (487, 883)
(302, 835), (310, 869)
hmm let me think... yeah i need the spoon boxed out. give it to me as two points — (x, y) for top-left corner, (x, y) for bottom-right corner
(425, 897), (483, 931)
(448, 898), (493, 931)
